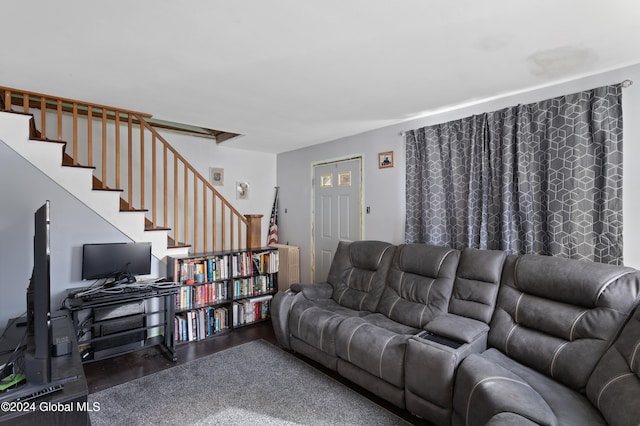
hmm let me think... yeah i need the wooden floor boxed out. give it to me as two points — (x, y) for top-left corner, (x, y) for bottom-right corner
(83, 320), (429, 425)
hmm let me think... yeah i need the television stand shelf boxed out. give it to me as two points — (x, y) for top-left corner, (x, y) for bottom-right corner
(64, 285), (178, 363)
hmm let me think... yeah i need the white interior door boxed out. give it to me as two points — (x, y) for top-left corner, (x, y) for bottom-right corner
(313, 157), (362, 282)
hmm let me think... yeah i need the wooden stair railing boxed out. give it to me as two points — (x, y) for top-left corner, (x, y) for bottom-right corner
(1, 85), (254, 253)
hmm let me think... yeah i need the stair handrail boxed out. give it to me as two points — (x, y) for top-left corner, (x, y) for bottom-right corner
(0, 85), (250, 253)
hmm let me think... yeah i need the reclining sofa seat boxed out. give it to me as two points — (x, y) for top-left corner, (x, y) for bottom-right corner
(451, 254), (640, 426)
(272, 240), (396, 369)
(334, 243), (461, 408)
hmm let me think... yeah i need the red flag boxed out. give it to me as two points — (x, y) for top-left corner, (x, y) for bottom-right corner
(267, 187), (279, 245)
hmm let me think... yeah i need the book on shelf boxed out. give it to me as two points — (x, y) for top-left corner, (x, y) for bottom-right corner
(232, 275), (276, 299)
(174, 306), (231, 343)
(175, 256), (229, 284)
(232, 294), (273, 327)
(251, 250), (279, 275)
(175, 281), (228, 311)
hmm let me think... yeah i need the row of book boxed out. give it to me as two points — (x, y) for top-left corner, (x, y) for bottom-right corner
(175, 281), (229, 311)
(233, 295), (273, 327)
(175, 255), (230, 284)
(173, 250), (280, 284)
(231, 251), (279, 277)
(175, 307), (230, 343)
(233, 275), (276, 298)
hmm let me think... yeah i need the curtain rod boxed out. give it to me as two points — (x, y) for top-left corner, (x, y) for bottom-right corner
(398, 80), (634, 137)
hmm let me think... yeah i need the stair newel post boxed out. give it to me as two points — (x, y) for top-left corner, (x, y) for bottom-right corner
(245, 214), (263, 249)
(3, 90), (11, 111)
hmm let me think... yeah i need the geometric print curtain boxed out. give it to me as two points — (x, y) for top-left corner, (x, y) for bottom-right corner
(405, 84), (623, 264)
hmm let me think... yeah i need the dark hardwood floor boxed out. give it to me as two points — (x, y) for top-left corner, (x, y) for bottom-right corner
(83, 320), (429, 425)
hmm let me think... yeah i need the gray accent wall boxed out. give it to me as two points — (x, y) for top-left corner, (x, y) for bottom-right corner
(277, 64), (640, 282)
(0, 140), (165, 326)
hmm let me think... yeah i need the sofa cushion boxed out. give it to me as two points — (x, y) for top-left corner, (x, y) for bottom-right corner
(376, 244), (460, 328)
(448, 248), (507, 324)
(489, 254), (640, 391)
(586, 305), (640, 426)
(485, 413), (542, 426)
(425, 313), (489, 343)
(453, 348), (606, 426)
(327, 240), (396, 312)
(288, 296), (366, 356)
(357, 312), (421, 335)
(335, 316), (418, 388)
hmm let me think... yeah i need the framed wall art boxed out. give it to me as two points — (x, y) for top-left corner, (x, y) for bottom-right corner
(378, 151), (394, 169)
(209, 167), (224, 186)
(236, 181), (250, 200)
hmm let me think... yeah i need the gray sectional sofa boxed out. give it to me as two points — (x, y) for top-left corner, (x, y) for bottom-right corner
(271, 240), (640, 426)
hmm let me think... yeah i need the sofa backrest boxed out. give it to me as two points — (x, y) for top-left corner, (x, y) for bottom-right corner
(586, 304), (640, 426)
(327, 240), (396, 312)
(448, 248), (507, 324)
(375, 243), (460, 328)
(489, 254), (640, 391)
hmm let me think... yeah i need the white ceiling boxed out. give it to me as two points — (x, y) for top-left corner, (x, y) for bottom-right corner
(3, 1), (640, 154)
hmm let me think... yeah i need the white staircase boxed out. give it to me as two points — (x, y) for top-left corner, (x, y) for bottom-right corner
(0, 111), (189, 261)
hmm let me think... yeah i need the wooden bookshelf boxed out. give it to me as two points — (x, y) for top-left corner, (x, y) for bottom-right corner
(167, 247), (278, 344)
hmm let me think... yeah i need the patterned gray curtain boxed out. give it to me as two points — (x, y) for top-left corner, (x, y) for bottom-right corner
(405, 84), (623, 264)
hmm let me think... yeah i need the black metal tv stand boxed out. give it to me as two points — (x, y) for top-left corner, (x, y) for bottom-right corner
(64, 284), (178, 363)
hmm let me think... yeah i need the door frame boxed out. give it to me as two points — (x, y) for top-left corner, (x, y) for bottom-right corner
(310, 154), (364, 282)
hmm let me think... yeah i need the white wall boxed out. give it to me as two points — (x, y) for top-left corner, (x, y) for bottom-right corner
(278, 64), (640, 282)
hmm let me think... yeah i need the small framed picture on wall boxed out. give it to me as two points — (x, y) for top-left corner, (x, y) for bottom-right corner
(378, 151), (394, 169)
(209, 167), (224, 186)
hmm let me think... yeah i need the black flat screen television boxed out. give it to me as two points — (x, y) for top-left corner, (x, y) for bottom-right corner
(81, 242), (152, 281)
(1, 201), (77, 403)
(24, 200), (52, 385)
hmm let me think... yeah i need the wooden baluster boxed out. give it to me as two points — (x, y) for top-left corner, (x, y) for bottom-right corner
(163, 145), (168, 228)
(128, 115), (133, 206)
(86, 106), (92, 166)
(203, 187), (208, 253)
(152, 133), (157, 226)
(40, 97), (46, 138)
(193, 174), (198, 253)
(238, 214), (243, 250)
(140, 126), (145, 209)
(57, 100), (63, 141)
(72, 103), (78, 165)
(23, 94), (29, 113)
(173, 156), (179, 246)
(230, 210), (235, 251)
(183, 166), (188, 245)
(221, 203), (226, 251)
(101, 109), (107, 188)
(115, 113), (121, 189)
(212, 193), (217, 252)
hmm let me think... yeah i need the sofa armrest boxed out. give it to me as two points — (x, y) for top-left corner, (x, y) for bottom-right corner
(271, 290), (304, 350)
(290, 282), (333, 300)
(424, 313), (489, 343)
(404, 327), (488, 425)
